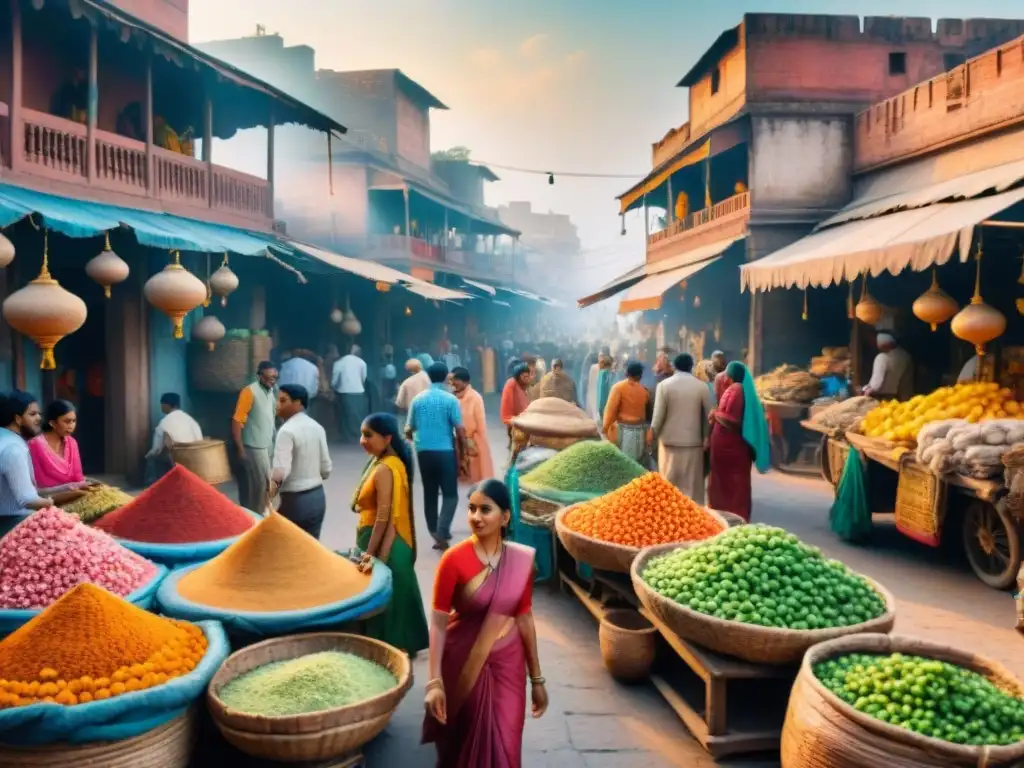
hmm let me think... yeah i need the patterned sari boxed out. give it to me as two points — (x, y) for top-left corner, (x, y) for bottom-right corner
(422, 542), (535, 767)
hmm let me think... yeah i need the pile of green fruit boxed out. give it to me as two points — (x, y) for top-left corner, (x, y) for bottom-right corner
(815, 652), (1024, 746)
(641, 524), (886, 629)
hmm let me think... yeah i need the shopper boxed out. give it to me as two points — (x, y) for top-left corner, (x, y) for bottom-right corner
(269, 384), (331, 538)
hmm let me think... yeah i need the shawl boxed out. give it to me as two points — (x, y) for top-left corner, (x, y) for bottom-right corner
(734, 363), (771, 474)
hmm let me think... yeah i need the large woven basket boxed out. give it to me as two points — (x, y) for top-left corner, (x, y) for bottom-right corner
(207, 633), (412, 761)
(170, 439), (232, 485)
(554, 505), (728, 574)
(520, 493), (561, 529)
(599, 608), (657, 683)
(190, 335), (273, 393)
(0, 708), (196, 767)
(781, 634), (1024, 767)
(630, 543), (896, 665)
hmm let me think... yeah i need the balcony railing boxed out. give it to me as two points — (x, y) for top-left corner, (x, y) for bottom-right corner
(648, 191), (750, 246)
(14, 108), (271, 226)
(364, 234), (520, 281)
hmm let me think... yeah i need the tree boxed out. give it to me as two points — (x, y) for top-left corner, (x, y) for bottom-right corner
(431, 146), (472, 162)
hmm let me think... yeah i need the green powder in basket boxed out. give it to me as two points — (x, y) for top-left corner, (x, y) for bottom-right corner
(218, 651), (398, 716)
(520, 440), (646, 495)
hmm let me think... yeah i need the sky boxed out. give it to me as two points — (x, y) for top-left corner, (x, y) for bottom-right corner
(190, 0), (1024, 282)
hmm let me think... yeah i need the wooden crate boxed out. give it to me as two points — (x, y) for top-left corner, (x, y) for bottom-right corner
(894, 456), (946, 547)
(827, 438), (850, 488)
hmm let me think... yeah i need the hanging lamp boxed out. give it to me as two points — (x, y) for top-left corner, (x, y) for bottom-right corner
(0, 230), (15, 269)
(951, 245), (1006, 356)
(2, 231), (87, 369)
(912, 268), (958, 331)
(209, 253), (239, 307)
(144, 251), (207, 339)
(854, 275), (884, 325)
(801, 288), (808, 321)
(192, 314), (226, 351)
(85, 231), (130, 299)
(341, 295), (362, 336)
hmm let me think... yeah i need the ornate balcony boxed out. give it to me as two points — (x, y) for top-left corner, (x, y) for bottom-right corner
(646, 191), (751, 267)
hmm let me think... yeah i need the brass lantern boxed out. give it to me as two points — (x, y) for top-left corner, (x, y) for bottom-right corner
(341, 296), (361, 336)
(0, 230), (15, 269)
(912, 268), (958, 331)
(952, 249), (1006, 356)
(3, 232), (87, 369)
(854, 277), (884, 325)
(192, 314), (226, 351)
(85, 232), (130, 299)
(144, 251), (207, 339)
(209, 254), (239, 307)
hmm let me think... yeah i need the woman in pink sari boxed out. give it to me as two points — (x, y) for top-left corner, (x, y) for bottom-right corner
(449, 367), (494, 485)
(28, 400), (89, 491)
(423, 479), (547, 767)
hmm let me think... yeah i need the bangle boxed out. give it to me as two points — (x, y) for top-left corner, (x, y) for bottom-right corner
(425, 677), (444, 692)
(530, 676), (545, 686)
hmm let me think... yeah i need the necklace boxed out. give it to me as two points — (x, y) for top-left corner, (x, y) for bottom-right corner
(475, 538), (504, 571)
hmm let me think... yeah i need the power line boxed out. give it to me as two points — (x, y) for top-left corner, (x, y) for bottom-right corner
(474, 160), (644, 180)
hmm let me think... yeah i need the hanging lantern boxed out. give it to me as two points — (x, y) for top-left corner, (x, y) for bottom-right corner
(912, 268), (959, 331)
(192, 314), (226, 351)
(0, 230), (15, 269)
(801, 289), (808, 321)
(209, 254), (239, 307)
(404, 306), (412, 317)
(144, 251), (207, 340)
(854, 277), (884, 325)
(846, 280), (855, 320)
(375, 281), (390, 292)
(3, 231), (87, 370)
(951, 249), (1006, 356)
(341, 295), (361, 336)
(330, 306), (343, 324)
(85, 232), (129, 299)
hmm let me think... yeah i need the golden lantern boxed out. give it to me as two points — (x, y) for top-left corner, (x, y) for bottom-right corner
(2, 231), (87, 370)
(375, 281), (390, 292)
(951, 249), (1006, 356)
(192, 314), (226, 351)
(854, 276), (884, 325)
(912, 268), (958, 331)
(846, 280), (855, 319)
(209, 254), (239, 307)
(144, 251), (207, 339)
(341, 296), (362, 336)
(0, 230), (15, 268)
(85, 232), (130, 299)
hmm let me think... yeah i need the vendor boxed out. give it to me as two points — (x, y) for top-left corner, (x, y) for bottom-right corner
(957, 353), (995, 384)
(145, 392), (202, 485)
(863, 332), (913, 401)
(0, 392), (54, 538)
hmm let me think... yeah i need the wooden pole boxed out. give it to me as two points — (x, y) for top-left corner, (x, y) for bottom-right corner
(327, 133), (334, 195)
(403, 186), (411, 245)
(266, 107), (275, 218)
(86, 20), (98, 182)
(144, 48), (153, 193)
(8, 0), (22, 172)
(203, 95), (213, 206)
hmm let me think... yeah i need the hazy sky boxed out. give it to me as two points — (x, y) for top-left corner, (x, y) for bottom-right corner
(190, 0), (1024, 278)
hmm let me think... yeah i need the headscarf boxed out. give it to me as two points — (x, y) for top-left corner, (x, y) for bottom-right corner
(728, 362), (771, 474)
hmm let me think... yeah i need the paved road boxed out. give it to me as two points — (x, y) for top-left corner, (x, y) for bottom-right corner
(288, 418), (1020, 767)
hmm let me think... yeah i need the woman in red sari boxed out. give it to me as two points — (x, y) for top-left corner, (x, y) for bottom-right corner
(708, 361), (754, 521)
(423, 479), (548, 767)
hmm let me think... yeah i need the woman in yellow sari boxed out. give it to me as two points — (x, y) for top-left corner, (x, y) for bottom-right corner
(354, 412), (429, 654)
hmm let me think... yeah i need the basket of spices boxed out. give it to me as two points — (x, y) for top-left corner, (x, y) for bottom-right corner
(0, 583), (229, 764)
(92, 466), (261, 567)
(156, 512), (392, 638)
(0, 508), (167, 636)
(207, 632), (412, 761)
(519, 440), (647, 507)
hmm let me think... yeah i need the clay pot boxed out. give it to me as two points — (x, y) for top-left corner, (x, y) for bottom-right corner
(193, 314), (226, 351)
(913, 270), (958, 331)
(952, 255), (1006, 355)
(85, 233), (130, 299)
(210, 258), (239, 307)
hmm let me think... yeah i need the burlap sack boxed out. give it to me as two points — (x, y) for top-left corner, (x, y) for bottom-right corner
(511, 397), (599, 439)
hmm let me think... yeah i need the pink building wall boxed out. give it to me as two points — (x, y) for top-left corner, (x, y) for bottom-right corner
(395, 91), (430, 170)
(107, 0), (189, 42)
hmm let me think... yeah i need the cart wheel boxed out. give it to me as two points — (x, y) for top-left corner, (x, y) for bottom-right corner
(818, 435), (831, 485)
(962, 500), (1022, 589)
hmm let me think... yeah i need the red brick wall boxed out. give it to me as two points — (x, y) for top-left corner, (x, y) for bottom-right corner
(395, 92), (430, 170)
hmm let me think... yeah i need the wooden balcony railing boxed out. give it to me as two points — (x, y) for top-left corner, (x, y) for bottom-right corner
(648, 191), (751, 246)
(23, 108), (87, 179)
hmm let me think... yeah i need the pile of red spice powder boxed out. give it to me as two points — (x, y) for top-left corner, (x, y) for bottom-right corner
(94, 466), (255, 544)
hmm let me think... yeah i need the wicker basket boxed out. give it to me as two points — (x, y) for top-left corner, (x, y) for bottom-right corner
(554, 506), (728, 574)
(207, 633), (412, 761)
(599, 608), (657, 683)
(520, 493), (562, 529)
(170, 439), (232, 485)
(781, 634), (1024, 767)
(630, 543), (896, 665)
(0, 707), (196, 767)
(190, 335), (273, 393)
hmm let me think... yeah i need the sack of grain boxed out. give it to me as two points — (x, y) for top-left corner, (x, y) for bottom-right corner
(811, 396), (878, 434)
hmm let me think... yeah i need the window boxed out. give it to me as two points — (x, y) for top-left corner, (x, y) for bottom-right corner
(944, 52), (966, 71)
(711, 67), (721, 95)
(888, 52), (907, 76)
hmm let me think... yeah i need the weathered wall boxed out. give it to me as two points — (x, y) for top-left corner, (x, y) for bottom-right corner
(688, 40), (747, 140)
(395, 91), (430, 170)
(276, 163), (370, 242)
(107, 0), (188, 42)
(317, 70), (398, 154)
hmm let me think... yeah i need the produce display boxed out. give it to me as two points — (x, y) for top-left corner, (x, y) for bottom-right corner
(641, 525), (887, 629)
(0, 583), (207, 708)
(814, 652), (1024, 746)
(563, 473), (723, 547)
(755, 364), (821, 403)
(809, 396), (878, 434)
(218, 651), (398, 717)
(809, 346), (851, 378)
(520, 440), (646, 497)
(94, 465), (255, 543)
(857, 382), (1023, 444)
(916, 418), (1024, 478)
(176, 512), (371, 611)
(61, 484), (134, 524)
(0, 508), (157, 609)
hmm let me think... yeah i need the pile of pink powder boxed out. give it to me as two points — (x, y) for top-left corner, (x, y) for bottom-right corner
(0, 507), (158, 609)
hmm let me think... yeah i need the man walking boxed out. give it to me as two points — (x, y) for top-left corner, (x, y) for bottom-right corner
(269, 384), (332, 539)
(650, 353), (714, 504)
(279, 350), (320, 403)
(406, 362), (467, 550)
(332, 344), (368, 443)
(231, 360), (278, 513)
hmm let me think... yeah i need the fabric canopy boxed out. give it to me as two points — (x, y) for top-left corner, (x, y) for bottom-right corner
(462, 278), (497, 295)
(404, 283), (472, 301)
(740, 188), (1024, 293)
(648, 234), (745, 274)
(576, 263), (646, 308)
(619, 256), (722, 314)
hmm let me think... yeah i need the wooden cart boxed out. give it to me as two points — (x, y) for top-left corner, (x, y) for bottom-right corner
(763, 400), (819, 475)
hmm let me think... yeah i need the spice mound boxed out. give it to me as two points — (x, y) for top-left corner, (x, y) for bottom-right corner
(177, 512), (372, 612)
(564, 473), (723, 547)
(0, 507), (157, 609)
(520, 440), (646, 496)
(0, 583), (207, 708)
(62, 484), (135, 524)
(94, 465), (254, 543)
(219, 651), (397, 717)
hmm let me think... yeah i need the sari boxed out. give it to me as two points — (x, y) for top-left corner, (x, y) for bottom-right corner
(353, 455), (429, 654)
(708, 382), (752, 520)
(423, 542), (536, 767)
(595, 369), (613, 422)
(454, 385), (494, 484)
(28, 435), (85, 489)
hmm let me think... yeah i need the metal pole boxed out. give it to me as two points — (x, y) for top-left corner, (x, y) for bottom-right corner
(144, 48), (153, 193)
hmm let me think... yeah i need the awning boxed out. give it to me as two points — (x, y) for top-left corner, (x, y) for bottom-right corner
(619, 256), (722, 314)
(647, 234), (745, 275)
(462, 278), (496, 295)
(618, 140), (710, 215)
(405, 283), (472, 301)
(740, 187), (1024, 292)
(577, 264), (646, 308)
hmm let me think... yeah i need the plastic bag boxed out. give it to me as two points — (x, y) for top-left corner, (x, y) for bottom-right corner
(829, 447), (873, 543)
(0, 620), (228, 745)
(112, 510), (263, 567)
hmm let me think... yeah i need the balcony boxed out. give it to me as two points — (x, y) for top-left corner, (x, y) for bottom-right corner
(363, 234), (520, 283)
(646, 191), (751, 266)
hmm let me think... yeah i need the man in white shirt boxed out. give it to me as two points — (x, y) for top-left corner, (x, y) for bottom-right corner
(145, 392), (202, 485)
(279, 351), (320, 402)
(331, 344), (368, 443)
(269, 384), (332, 539)
(395, 358), (431, 413)
(957, 353), (994, 383)
(863, 333), (914, 401)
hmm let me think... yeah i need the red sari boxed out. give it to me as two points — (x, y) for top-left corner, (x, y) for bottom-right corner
(423, 540), (535, 767)
(708, 382), (753, 521)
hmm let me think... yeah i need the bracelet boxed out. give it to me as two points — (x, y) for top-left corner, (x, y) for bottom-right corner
(530, 676), (546, 686)
(425, 677), (444, 692)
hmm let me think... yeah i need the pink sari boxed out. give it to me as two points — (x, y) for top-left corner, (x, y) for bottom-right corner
(28, 435), (85, 489)
(422, 542), (535, 767)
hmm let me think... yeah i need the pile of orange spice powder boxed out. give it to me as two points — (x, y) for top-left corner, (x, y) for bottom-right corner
(0, 584), (207, 708)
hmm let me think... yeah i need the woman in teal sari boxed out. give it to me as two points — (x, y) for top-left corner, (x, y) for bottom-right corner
(353, 413), (429, 655)
(596, 355), (614, 422)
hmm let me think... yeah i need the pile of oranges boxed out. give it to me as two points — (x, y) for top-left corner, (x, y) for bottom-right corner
(563, 472), (723, 548)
